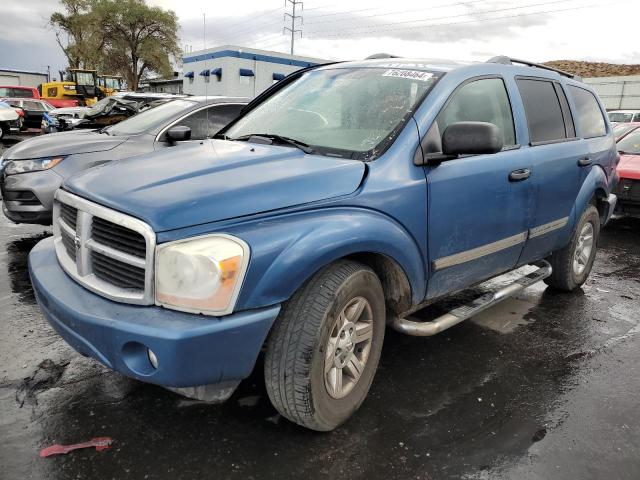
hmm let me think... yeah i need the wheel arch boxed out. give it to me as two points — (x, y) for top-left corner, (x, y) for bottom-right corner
(231, 207), (426, 312)
(571, 165), (610, 229)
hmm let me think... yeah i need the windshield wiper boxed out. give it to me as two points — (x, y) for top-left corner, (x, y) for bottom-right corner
(232, 133), (316, 154)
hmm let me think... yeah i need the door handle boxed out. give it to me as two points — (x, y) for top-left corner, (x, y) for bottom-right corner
(509, 168), (531, 182)
(577, 157), (592, 167)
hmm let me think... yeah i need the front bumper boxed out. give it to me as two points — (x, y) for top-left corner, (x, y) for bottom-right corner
(29, 237), (280, 388)
(1, 169), (62, 224)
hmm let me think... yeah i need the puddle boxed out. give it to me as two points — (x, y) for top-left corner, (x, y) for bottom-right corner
(471, 297), (535, 334)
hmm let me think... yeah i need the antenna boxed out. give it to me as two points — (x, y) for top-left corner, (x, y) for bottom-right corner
(203, 12), (210, 138)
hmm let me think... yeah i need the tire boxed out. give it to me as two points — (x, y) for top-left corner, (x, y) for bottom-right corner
(0, 123), (6, 141)
(264, 260), (386, 431)
(544, 204), (600, 291)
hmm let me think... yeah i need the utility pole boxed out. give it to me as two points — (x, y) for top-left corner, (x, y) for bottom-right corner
(284, 0), (303, 55)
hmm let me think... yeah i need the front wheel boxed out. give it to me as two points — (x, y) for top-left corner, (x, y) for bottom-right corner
(544, 204), (600, 291)
(264, 260), (386, 431)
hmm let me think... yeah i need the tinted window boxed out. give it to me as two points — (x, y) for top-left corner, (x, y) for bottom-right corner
(172, 105), (241, 140)
(609, 112), (633, 123)
(569, 86), (606, 138)
(517, 78), (567, 144)
(436, 77), (516, 147)
(633, 113), (640, 122)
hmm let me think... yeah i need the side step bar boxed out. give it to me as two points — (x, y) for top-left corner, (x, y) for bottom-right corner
(391, 260), (552, 337)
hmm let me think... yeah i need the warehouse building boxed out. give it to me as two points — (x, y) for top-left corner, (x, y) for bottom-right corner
(0, 68), (48, 88)
(182, 45), (328, 98)
(584, 75), (640, 110)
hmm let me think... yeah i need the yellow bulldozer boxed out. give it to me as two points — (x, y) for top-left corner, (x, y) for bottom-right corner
(98, 74), (124, 96)
(39, 69), (104, 108)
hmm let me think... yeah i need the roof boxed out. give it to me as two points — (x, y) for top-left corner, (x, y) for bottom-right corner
(147, 78), (183, 85)
(319, 57), (468, 73)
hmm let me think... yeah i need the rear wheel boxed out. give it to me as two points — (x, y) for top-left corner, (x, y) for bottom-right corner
(264, 260), (385, 431)
(544, 205), (600, 291)
(0, 123), (7, 141)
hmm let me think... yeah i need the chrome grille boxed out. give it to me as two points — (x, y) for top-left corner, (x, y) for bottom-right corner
(52, 190), (156, 305)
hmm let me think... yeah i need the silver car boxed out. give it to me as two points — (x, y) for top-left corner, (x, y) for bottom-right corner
(0, 96), (247, 224)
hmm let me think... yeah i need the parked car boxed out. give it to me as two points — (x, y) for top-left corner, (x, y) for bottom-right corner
(0, 98), (56, 130)
(0, 101), (21, 140)
(608, 110), (640, 123)
(0, 85), (40, 99)
(48, 94), (181, 131)
(612, 122), (640, 140)
(28, 56), (618, 431)
(613, 129), (640, 217)
(0, 96), (247, 224)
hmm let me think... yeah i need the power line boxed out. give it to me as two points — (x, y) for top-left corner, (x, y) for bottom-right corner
(305, 0), (618, 38)
(305, 0), (585, 36)
(304, 0), (489, 25)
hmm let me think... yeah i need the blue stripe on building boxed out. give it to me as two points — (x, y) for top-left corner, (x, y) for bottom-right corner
(183, 49), (320, 68)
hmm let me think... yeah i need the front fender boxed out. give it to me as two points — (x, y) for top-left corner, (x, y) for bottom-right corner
(570, 165), (609, 229)
(219, 207), (426, 311)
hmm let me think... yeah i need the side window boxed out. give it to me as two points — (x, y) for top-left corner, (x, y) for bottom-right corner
(516, 78), (568, 144)
(568, 86), (607, 138)
(436, 77), (516, 149)
(171, 108), (210, 140)
(207, 104), (244, 134)
(170, 105), (245, 140)
(634, 113), (640, 122)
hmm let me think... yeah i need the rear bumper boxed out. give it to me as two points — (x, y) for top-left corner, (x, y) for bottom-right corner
(29, 237), (280, 388)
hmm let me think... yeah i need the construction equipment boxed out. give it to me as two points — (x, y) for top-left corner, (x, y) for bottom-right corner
(98, 75), (124, 96)
(39, 69), (103, 108)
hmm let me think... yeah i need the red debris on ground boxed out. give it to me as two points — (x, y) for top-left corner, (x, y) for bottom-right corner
(39, 437), (113, 457)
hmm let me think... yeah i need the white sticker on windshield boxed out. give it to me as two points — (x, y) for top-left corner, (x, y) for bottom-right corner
(382, 69), (434, 81)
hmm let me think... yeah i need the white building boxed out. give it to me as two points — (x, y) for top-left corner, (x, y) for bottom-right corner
(182, 46), (328, 98)
(0, 69), (48, 88)
(584, 75), (640, 110)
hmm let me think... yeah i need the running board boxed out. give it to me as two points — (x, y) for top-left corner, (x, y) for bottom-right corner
(391, 260), (552, 337)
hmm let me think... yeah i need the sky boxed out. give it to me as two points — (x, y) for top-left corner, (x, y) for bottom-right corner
(1, 0), (639, 77)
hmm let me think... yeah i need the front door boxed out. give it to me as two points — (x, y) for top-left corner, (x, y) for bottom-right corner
(423, 76), (534, 299)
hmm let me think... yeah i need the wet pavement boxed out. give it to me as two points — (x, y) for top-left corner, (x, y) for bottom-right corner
(1, 201), (639, 479)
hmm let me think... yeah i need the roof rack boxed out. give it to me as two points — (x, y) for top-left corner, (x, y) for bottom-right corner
(487, 56), (581, 81)
(365, 53), (401, 60)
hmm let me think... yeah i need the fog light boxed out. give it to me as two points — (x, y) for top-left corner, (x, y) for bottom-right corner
(148, 349), (159, 369)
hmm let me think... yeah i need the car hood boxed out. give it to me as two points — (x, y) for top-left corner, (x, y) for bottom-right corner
(3, 130), (127, 160)
(65, 139), (366, 232)
(50, 106), (89, 117)
(618, 153), (640, 180)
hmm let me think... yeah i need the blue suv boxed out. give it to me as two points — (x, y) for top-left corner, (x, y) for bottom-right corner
(28, 56), (618, 431)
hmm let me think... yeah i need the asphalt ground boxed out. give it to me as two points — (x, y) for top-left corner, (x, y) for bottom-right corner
(1, 139), (639, 479)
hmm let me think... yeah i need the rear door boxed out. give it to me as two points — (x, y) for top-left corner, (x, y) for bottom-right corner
(516, 78), (585, 264)
(424, 76), (534, 299)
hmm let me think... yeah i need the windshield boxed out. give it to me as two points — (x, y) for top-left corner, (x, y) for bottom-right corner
(107, 99), (196, 136)
(75, 71), (95, 86)
(225, 67), (440, 158)
(609, 112), (633, 123)
(617, 129), (640, 154)
(86, 97), (116, 115)
(613, 123), (637, 138)
(0, 87), (32, 98)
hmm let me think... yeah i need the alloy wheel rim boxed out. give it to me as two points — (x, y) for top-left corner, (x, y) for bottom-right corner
(573, 222), (594, 276)
(324, 296), (374, 399)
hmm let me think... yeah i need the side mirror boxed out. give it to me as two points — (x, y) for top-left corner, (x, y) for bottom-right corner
(166, 125), (191, 144)
(442, 121), (503, 156)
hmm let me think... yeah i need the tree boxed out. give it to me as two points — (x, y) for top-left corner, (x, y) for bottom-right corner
(50, 0), (180, 90)
(50, 0), (104, 70)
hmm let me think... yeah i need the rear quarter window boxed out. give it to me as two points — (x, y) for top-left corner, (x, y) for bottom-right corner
(568, 86), (607, 138)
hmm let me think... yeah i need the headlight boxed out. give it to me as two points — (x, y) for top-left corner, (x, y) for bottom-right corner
(4, 156), (65, 175)
(155, 234), (249, 316)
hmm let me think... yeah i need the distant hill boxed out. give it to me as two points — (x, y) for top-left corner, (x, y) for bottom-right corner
(543, 60), (640, 78)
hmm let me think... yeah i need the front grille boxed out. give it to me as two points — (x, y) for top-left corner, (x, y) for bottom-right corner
(92, 251), (145, 289)
(52, 190), (155, 305)
(616, 178), (640, 203)
(92, 217), (146, 258)
(3, 190), (42, 206)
